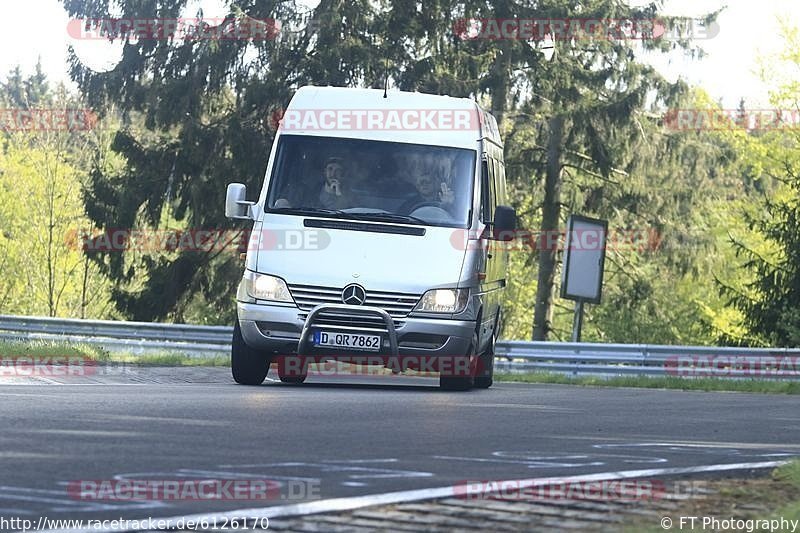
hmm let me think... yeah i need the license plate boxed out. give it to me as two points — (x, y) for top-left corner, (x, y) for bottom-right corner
(313, 331), (382, 352)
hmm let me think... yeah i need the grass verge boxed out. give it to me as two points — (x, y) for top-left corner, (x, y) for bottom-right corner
(0, 340), (229, 367)
(495, 372), (800, 394)
(2, 340), (800, 389)
(623, 460), (800, 532)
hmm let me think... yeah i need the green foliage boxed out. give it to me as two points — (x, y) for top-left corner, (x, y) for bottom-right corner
(34, 1), (798, 350)
(0, 339), (110, 361)
(715, 24), (800, 347)
(0, 68), (114, 318)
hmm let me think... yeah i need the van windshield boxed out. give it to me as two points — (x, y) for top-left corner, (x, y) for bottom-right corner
(265, 135), (476, 228)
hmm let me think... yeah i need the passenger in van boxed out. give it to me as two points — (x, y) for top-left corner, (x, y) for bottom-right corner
(273, 156), (353, 209)
(318, 156), (353, 209)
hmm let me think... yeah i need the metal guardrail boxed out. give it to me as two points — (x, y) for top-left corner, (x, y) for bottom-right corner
(0, 315), (231, 355)
(1, 315), (799, 378)
(494, 341), (800, 378)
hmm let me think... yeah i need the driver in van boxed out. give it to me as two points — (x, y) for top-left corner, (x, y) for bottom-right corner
(399, 171), (454, 214)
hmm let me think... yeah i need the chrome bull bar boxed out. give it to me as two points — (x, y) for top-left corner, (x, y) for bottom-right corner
(297, 304), (400, 357)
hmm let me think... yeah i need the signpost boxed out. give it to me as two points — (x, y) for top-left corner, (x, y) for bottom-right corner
(560, 215), (608, 342)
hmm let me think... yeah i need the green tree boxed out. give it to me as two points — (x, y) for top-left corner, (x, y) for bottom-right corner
(0, 69), (113, 317)
(59, 0), (719, 339)
(59, 0), (384, 322)
(717, 24), (800, 346)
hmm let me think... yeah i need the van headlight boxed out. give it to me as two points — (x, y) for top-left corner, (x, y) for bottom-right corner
(244, 272), (293, 303)
(414, 288), (469, 314)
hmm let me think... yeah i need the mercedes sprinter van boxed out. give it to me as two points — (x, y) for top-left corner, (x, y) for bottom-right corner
(225, 86), (515, 390)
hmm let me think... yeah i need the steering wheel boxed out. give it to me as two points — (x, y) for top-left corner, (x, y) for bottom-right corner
(404, 200), (441, 213)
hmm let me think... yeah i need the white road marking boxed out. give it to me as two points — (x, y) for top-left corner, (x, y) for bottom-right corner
(111, 469), (319, 483)
(214, 461), (433, 480)
(0, 506), (33, 514)
(41, 460), (790, 533)
(594, 441), (800, 450)
(592, 442), (800, 458)
(432, 453), (606, 469)
(457, 403), (581, 411)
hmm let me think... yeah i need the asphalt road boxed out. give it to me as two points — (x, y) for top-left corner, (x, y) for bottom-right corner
(1, 368), (799, 525)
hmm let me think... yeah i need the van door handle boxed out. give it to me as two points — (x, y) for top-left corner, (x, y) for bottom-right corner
(487, 252), (493, 259)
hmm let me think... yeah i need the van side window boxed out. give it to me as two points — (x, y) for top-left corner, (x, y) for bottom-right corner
(481, 159), (494, 223)
(494, 159), (506, 206)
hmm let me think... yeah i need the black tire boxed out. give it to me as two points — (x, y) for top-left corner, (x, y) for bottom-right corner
(231, 320), (271, 385)
(278, 357), (308, 384)
(439, 334), (477, 391)
(439, 373), (473, 391)
(474, 335), (495, 389)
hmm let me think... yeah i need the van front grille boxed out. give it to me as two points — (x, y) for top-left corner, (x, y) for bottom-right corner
(298, 312), (405, 331)
(288, 284), (420, 320)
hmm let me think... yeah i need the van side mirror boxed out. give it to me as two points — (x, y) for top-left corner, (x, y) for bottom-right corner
(492, 205), (516, 241)
(225, 183), (255, 220)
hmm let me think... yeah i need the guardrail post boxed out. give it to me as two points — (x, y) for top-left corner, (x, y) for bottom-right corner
(573, 344), (579, 377)
(642, 344), (648, 376)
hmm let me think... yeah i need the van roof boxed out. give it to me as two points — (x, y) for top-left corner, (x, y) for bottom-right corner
(278, 86), (501, 150)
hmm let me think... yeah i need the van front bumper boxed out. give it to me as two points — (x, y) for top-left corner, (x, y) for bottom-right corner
(237, 301), (474, 357)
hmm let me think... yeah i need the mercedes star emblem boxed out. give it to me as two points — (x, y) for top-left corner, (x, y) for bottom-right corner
(341, 284), (366, 305)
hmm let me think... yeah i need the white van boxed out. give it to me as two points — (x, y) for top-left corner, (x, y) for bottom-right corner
(225, 86), (515, 390)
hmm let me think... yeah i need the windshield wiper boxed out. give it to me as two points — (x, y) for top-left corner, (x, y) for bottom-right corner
(345, 212), (429, 225)
(269, 208), (430, 225)
(269, 207), (347, 218)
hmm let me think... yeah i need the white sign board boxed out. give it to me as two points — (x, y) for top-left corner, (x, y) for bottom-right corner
(560, 215), (607, 304)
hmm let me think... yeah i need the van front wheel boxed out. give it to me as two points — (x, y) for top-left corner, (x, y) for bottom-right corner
(439, 335), (477, 391)
(473, 335), (495, 389)
(231, 321), (271, 385)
